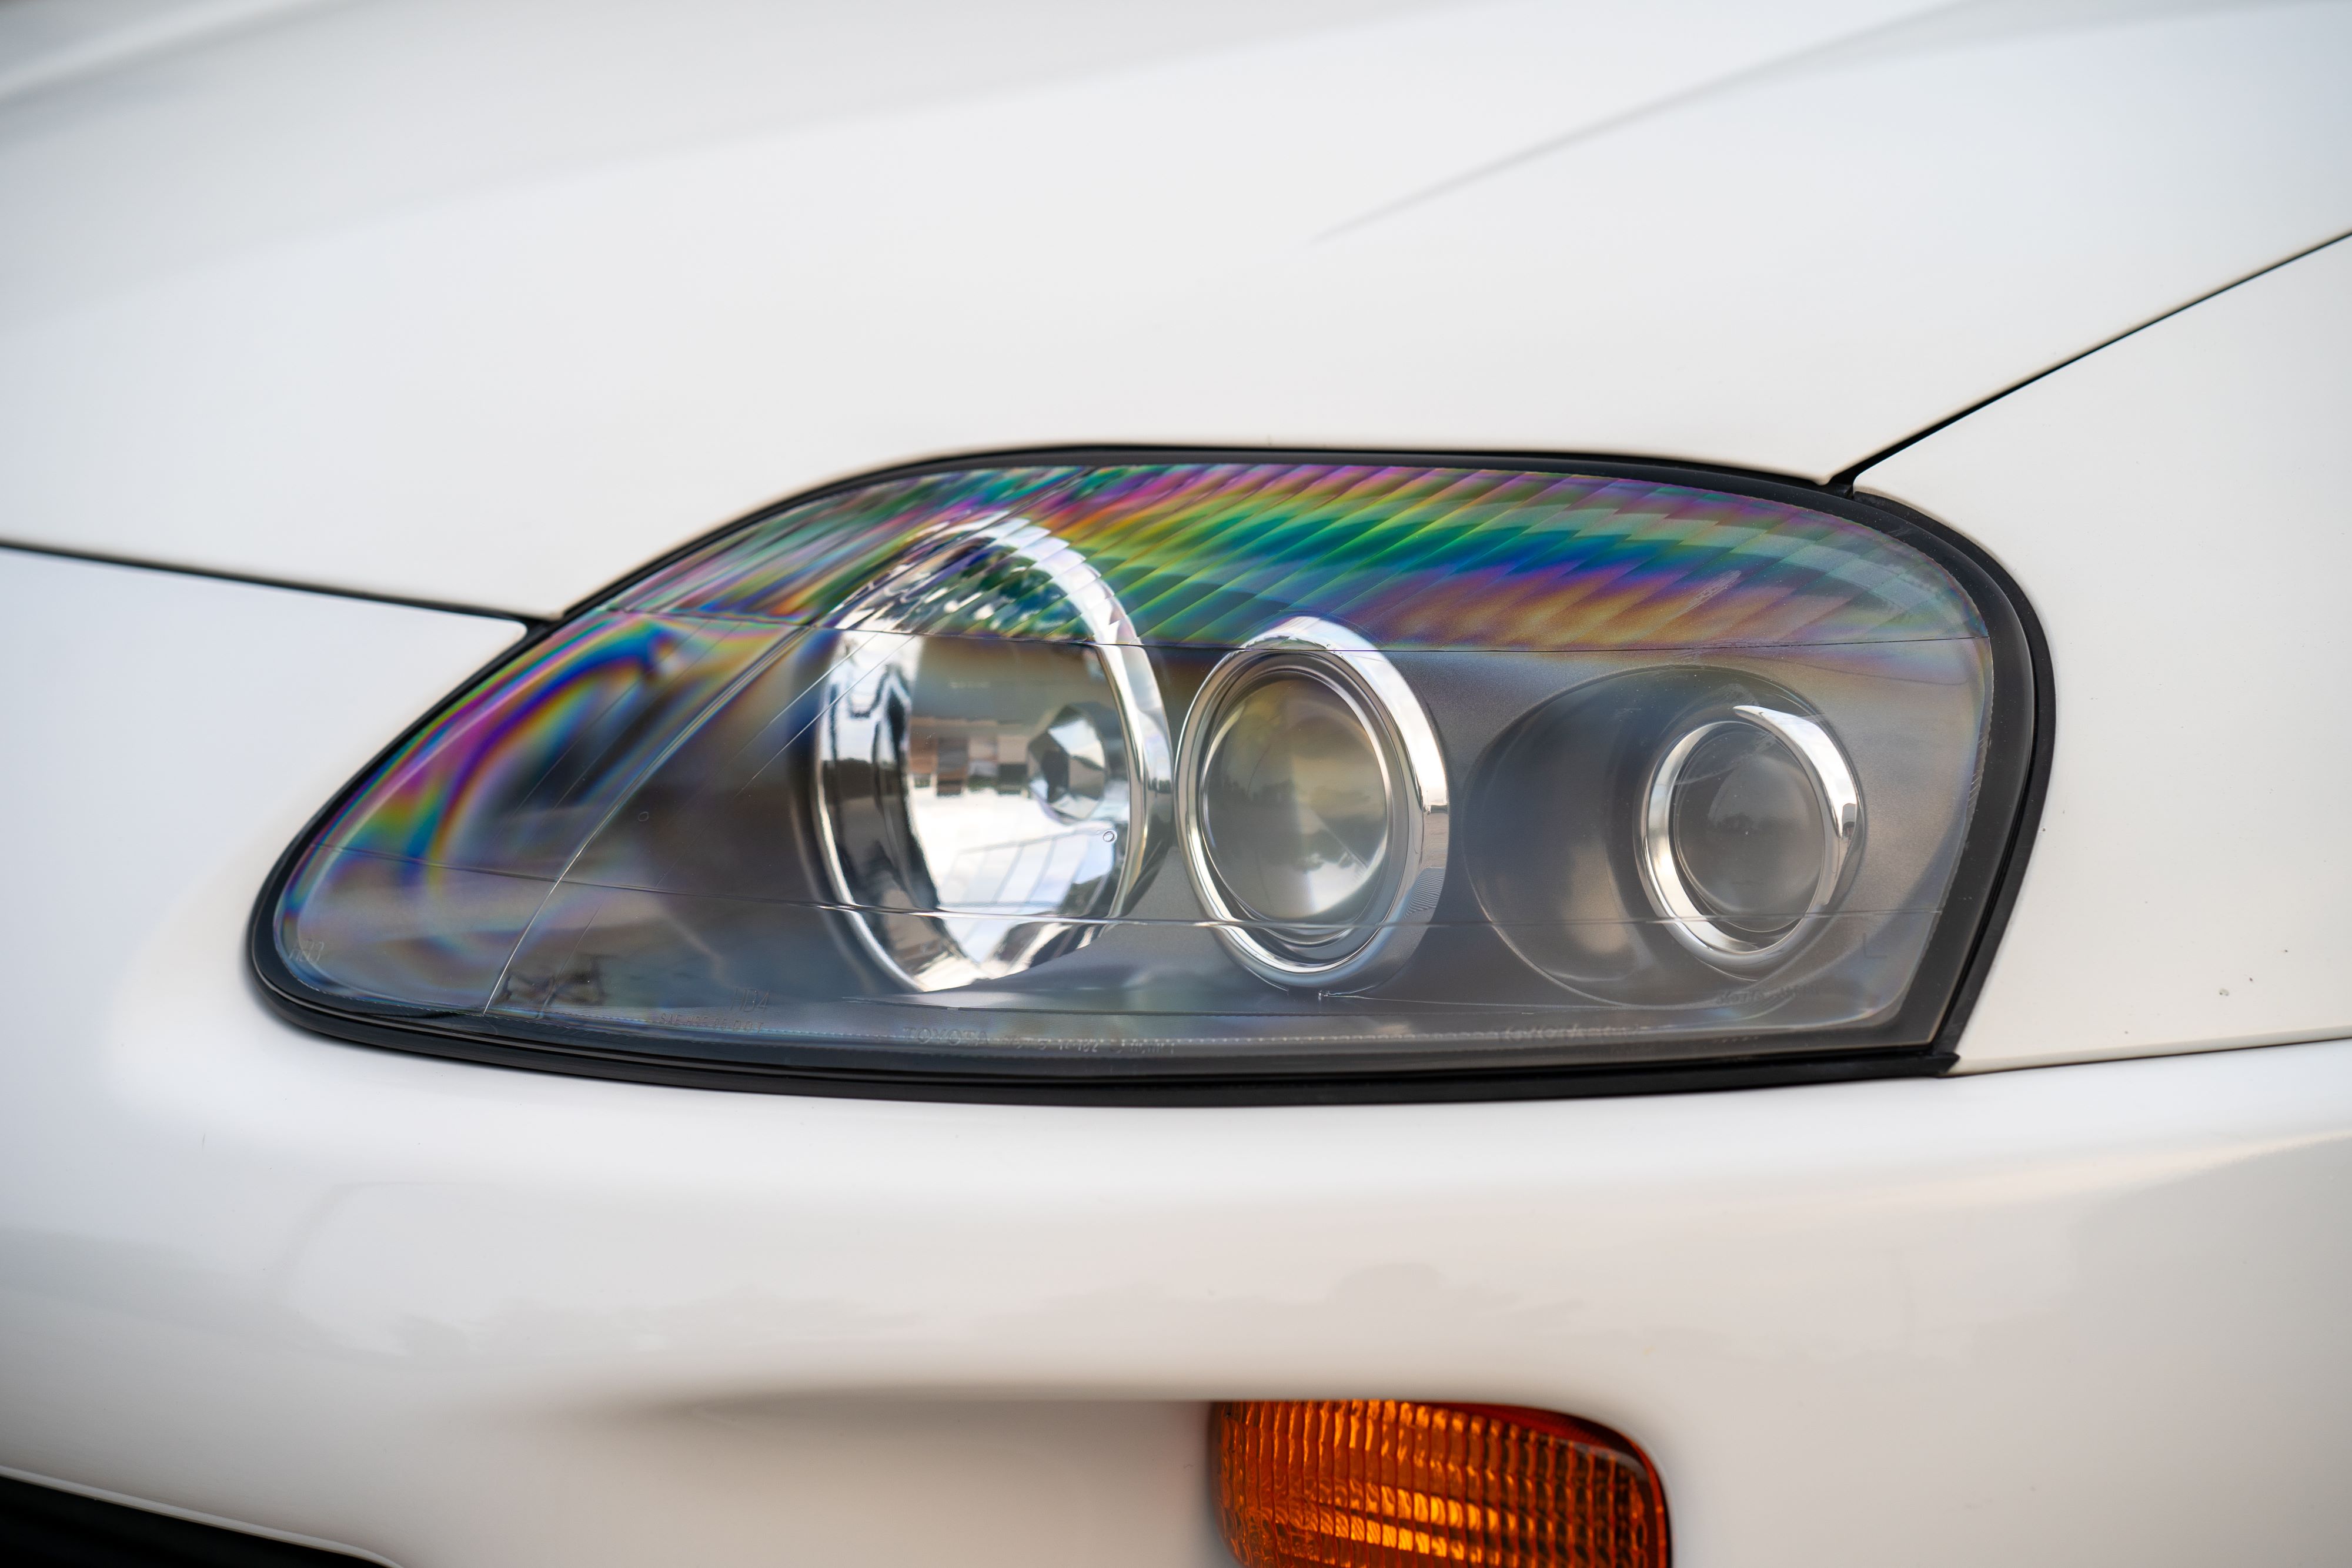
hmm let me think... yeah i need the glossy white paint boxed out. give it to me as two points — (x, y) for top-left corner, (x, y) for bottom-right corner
(1865, 236), (2352, 1072)
(4, 549), (2351, 1564)
(2, 0), (2348, 616)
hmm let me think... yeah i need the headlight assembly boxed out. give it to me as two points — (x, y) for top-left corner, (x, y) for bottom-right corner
(256, 456), (2040, 1098)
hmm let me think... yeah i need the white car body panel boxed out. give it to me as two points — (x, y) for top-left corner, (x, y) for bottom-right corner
(1, 544), (2349, 1568)
(7, 2), (2352, 1563)
(0, 0), (2346, 616)
(1866, 234), (2352, 1072)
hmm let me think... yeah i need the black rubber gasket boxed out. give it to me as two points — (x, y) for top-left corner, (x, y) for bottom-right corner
(249, 448), (2051, 1106)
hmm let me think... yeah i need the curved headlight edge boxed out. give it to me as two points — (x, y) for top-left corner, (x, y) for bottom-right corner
(249, 450), (2044, 1103)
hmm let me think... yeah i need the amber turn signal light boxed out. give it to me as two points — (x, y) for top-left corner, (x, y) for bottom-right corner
(1213, 1399), (1668, 1568)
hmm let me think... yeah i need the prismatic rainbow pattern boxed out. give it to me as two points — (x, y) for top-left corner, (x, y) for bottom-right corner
(624, 463), (1980, 650)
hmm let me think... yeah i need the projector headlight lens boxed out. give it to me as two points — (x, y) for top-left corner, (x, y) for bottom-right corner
(1181, 618), (1446, 989)
(1641, 705), (1860, 965)
(256, 457), (2036, 1094)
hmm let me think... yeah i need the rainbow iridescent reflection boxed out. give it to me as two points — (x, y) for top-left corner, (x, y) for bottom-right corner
(623, 463), (1982, 650)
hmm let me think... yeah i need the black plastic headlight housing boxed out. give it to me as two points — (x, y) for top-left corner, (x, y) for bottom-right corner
(254, 453), (2042, 1101)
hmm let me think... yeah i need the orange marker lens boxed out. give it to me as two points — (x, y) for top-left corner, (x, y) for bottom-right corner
(1213, 1399), (1668, 1568)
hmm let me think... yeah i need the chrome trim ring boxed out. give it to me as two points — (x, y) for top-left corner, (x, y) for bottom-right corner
(1176, 616), (1449, 992)
(1639, 703), (1863, 969)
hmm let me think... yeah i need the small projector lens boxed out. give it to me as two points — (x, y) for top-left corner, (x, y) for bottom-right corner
(1639, 702), (1860, 966)
(1668, 723), (1824, 938)
(1198, 671), (1391, 932)
(1178, 617), (1446, 989)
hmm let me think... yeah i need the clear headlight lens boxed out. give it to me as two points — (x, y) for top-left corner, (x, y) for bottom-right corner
(258, 458), (2035, 1094)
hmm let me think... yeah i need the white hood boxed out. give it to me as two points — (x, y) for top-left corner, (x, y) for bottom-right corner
(2, 0), (2347, 617)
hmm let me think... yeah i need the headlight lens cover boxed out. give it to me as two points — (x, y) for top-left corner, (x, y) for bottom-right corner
(256, 456), (2037, 1096)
